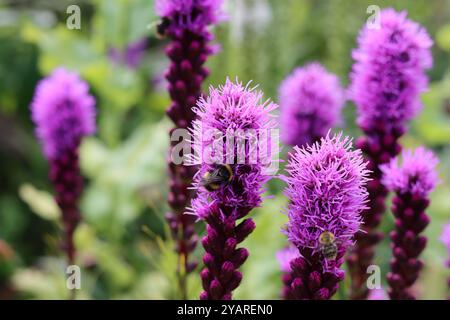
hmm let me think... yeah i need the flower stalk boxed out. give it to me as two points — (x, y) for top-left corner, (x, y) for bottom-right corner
(155, 0), (224, 298)
(347, 8), (433, 299)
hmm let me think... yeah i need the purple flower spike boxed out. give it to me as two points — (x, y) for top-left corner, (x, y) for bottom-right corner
(31, 68), (96, 266)
(381, 147), (438, 299)
(31, 68), (95, 161)
(283, 133), (369, 300)
(156, 0), (224, 298)
(347, 8), (433, 299)
(279, 63), (345, 147)
(190, 79), (278, 300)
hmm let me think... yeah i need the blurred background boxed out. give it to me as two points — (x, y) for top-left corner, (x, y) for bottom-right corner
(0, 0), (449, 299)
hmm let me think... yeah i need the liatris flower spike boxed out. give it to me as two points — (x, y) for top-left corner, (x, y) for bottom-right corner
(190, 79), (278, 300)
(381, 147), (438, 299)
(347, 8), (433, 299)
(156, 0), (224, 298)
(31, 68), (95, 266)
(276, 246), (299, 300)
(279, 62), (345, 147)
(283, 133), (369, 300)
(440, 222), (450, 299)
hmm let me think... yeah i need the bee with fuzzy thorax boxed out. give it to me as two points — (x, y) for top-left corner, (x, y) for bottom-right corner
(155, 17), (171, 39)
(318, 231), (338, 260)
(201, 164), (233, 192)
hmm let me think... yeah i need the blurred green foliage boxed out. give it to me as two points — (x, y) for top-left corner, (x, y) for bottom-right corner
(0, 0), (449, 299)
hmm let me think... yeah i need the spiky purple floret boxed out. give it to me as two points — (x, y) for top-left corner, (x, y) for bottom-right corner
(349, 8), (432, 131)
(285, 133), (369, 257)
(155, 0), (225, 32)
(381, 147), (439, 197)
(190, 79), (278, 218)
(279, 63), (345, 147)
(276, 246), (299, 273)
(31, 68), (96, 160)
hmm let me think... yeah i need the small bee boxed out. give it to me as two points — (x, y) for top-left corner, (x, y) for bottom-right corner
(156, 17), (171, 39)
(318, 231), (338, 260)
(201, 164), (233, 192)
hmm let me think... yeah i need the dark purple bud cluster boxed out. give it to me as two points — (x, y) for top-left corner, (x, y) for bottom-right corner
(387, 194), (429, 299)
(346, 125), (403, 299)
(287, 248), (346, 300)
(199, 204), (255, 299)
(49, 147), (83, 265)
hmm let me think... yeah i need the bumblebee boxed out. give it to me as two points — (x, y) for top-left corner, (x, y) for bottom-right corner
(201, 164), (233, 192)
(318, 231), (338, 260)
(156, 17), (171, 39)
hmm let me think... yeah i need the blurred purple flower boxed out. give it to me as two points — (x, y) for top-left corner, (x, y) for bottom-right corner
(31, 67), (96, 266)
(349, 8), (432, 132)
(441, 222), (450, 298)
(368, 288), (388, 300)
(440, 222), (450, 257)
(108, 38), (148, 69)
(279, 63), (345, 147)
(31, 68), (95, 160)
(276, 246), (299, 273)
(190, 79), (278, 300)
(283, 132), (369, 299)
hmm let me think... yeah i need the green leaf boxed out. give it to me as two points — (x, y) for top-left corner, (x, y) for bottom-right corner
(18, 184), (60, 221)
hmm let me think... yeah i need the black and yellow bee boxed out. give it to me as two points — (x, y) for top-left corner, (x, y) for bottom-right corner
(201, 164), (233, 192)
(156, 17), (171, 39)
(318, 231), (338, 260)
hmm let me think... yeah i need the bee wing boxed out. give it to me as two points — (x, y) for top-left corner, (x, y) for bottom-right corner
(201, 174), (227, 185)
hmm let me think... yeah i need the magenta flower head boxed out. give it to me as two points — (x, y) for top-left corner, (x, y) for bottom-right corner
(31, 67), (95, 268)
(31, 68), (95, 160)
(283, 132), (369, 299)
(279, 63), (345, 147)
(350, 8), (432, 132)
(381, 147), (439, 198)
(381, 147), (438, 299)
(189, 79), (278, 300)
